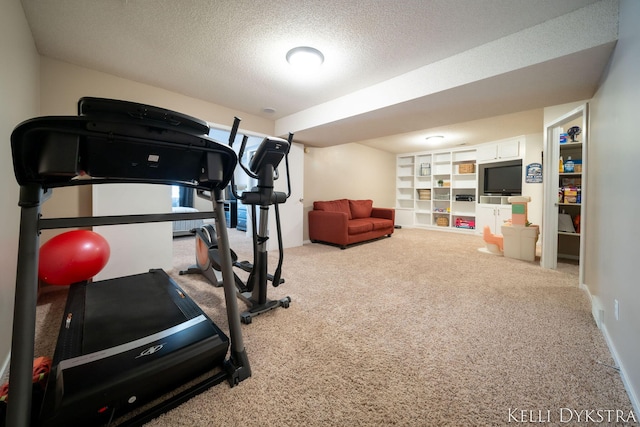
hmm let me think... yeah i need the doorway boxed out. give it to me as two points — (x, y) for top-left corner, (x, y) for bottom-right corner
(540, 103), (588, 285)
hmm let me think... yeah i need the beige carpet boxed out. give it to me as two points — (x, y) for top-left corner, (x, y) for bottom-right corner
(33, 228), (635, 426)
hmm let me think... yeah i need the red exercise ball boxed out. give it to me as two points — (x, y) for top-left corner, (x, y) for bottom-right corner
(38, 230), (110, 286)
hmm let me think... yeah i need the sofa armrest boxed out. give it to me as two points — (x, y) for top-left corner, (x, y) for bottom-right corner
(371, 207), (395, 222)
(308, 210), (349, 244)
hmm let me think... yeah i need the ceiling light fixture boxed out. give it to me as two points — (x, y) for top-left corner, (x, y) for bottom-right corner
(286, 46), (324, 70)
(425, 135), (444, 143)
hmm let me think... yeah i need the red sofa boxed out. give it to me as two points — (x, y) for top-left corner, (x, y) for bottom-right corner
(308, 199), (395, 249)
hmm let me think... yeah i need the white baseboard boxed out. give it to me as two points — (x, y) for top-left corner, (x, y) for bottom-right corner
(600, 321), (640, 416)
(581, 283), (640, 415)
(581, 283), (604, 329)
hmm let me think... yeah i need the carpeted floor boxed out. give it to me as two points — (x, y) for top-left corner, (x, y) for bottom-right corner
(33, 228), (635, 426)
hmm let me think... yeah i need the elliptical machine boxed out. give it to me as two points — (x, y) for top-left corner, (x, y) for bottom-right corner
(181, 117), (292, 324)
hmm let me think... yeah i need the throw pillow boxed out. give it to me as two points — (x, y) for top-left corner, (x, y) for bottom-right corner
(349, 199), (373, 219)
(314, 199), (352, 219)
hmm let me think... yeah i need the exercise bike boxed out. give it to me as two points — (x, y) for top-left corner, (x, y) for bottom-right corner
(181, 118), (292, 324)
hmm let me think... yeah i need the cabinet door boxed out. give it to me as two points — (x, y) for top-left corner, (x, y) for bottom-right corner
(496, 205), (512, 228)
(477, 204), (512, 234)
(477, 205), (497, 234)
(476, 144), (498, 162)
(498, 139), (520, 159)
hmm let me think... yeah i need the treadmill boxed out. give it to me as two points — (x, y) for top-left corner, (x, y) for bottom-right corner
(7, 98), (251, 426)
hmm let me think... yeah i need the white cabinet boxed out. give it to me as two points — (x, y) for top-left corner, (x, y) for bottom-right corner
(476, 144), (497, 162)
(477, 203), (512, 234)
(499, 139), (520, 159)
(477, 138), (521, 163)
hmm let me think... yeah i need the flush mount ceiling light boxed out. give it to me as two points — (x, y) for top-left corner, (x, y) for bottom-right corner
(286, 46), (324, 70)
(425, 135), (444, 143)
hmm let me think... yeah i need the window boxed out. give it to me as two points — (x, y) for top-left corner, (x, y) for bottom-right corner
(171, 186), (180, 207)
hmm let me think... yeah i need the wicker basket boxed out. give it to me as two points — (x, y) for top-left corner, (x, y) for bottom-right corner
(459, 163), (475, 174)
(436, 216), (449, 227)
(417, 189), (431, 200)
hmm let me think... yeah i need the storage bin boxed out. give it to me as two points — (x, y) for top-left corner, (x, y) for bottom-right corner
(436, 216), (449, 227)
(433, 192), (450, 201)
(417, 189), (431, 200)
(459, 163), (475, 174)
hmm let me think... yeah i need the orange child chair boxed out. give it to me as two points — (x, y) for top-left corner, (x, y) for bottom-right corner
(483, 225), (504, 254)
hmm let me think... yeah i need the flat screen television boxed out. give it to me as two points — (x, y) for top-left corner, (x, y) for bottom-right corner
(481, 160), (522, 196)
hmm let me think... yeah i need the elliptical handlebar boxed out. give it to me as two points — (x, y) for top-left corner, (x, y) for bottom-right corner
(237, 134), (258, 180)
(281, 133), (293, 199)
(228, 116), (241, 147)
(227, 117), (247, 200)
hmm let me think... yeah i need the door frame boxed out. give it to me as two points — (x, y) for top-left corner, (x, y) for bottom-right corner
(540, 103), (588, 285)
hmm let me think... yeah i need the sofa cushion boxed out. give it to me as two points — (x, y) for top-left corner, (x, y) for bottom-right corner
(369, 217), (392, 230)
(347, 219), (374, 235)
(349, 199), (373, 219)
(314, 199), (352, 219)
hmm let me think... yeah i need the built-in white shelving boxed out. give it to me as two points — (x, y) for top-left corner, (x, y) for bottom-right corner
(395, 137), (529, 233)
(395, 147), (477, 232)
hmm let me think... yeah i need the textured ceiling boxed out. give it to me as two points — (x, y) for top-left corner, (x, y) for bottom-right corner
(20, 0), (617, 153)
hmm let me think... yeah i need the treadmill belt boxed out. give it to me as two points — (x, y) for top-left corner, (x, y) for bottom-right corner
(83, 270), (188, 353)
(41, 269), (230, 426)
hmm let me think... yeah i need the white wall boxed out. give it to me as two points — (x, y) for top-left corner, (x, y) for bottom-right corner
(521, 133), (544, 229)
(302, 143), (396, 240)
(0, 0), (40, 376)
(92, 185), (173, 281)
(586, 0), (640, 412)
(40, 58), (275, 134)
(543, 101), (587, 125)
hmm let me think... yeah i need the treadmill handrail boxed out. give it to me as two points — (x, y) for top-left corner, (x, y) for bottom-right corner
(38, 210), (218, 230)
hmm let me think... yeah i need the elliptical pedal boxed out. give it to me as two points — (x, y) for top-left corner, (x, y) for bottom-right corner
(234, 260), (253, 272)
